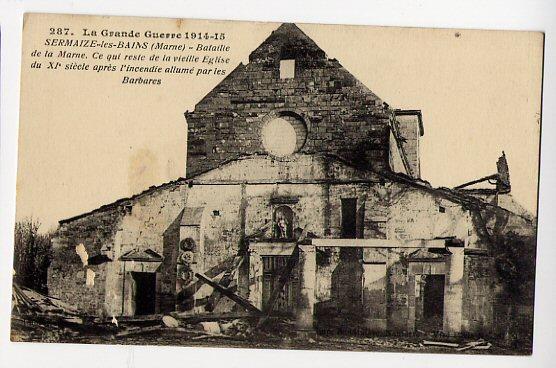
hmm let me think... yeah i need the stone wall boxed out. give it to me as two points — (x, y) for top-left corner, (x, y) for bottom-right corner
(48, 208), (122, 316)
(106, 182), (187, 316)
(384, 248), (410, 333)
(182, 183), (244, 273)
(389, 130), (409, 175)
(462, 254), (495, 335)
(49, 152), (531, 336)
(395, 112), (422, 178)
(312, 180), (493, 335)
(185, 23), (390, 177)
(385, 183), (473, 243)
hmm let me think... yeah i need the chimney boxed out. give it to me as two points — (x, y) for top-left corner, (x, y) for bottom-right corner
(393, 110), (424, 178)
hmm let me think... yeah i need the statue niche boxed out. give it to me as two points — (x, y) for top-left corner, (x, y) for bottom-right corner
(273, 205), (294, 240)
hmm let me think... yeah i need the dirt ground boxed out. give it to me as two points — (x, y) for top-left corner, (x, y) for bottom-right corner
(10, 314), (530, 356)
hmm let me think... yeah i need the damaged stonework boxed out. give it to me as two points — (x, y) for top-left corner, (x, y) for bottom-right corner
(184, 23), (391, 177)
(48, 22), (537, 344)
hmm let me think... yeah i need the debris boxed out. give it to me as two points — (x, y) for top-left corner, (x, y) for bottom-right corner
(12, 284), (41, 314)
(422, 338), (492, 351)
(219, 321), (234, 334)
(212, 291), (239, 314)
(199, 321), (221, 335)
(116, 325), (164, 338)
(191, 333), (232, 340)
(111, 316), (118, 327)
(162, 315), (180, 328)
(219, 318), (251, 336)
(64, 317), (83, 324)
(455, 339), (485, 351)
(195, 272), (262, 315)
(205, 256), (244, 312)
(12, 283), (80, 316)
(422, 340), (460, 348)
(178, 256), (237, 299)
(187, 319), (252, 341)
(112, 314), (163, 322)
(471, 342), (492, 350)
(171, 311), (251, 323)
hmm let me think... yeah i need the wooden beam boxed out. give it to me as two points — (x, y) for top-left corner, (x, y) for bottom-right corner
(454, 174), (498, 189)
(194, 272), (262, 315)
(249, 242), (297, 256)
(311, 238), (450, 248)
(257, 245), (300, 328)
(205, 256), (244, 312)
(180, 256), (237, 296)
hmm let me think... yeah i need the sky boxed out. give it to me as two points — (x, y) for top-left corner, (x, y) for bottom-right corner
(16, 15), (543, 232)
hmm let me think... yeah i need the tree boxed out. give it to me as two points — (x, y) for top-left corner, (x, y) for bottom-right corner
(13, 219), (52, 294)
(492, 231), (537, 347)
(493, 231), (536, 306)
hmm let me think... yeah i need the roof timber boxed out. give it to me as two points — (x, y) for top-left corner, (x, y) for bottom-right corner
(311, 238), (463, 248)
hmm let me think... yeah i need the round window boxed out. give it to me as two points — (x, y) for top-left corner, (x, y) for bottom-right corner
(261, 118), (297, 157)
(261, 113), (307, 157)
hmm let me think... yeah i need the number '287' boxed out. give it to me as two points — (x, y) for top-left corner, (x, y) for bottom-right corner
(49, 28), (70, 35)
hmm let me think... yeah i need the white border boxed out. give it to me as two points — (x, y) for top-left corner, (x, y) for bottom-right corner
(1, 1), (555, 367)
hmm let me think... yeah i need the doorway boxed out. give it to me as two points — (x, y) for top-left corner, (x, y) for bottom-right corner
(261, 256), (299, 315)
(341, 198), (357, 239)
(421, 274), (445, 331)
(132, 272), (156, 315)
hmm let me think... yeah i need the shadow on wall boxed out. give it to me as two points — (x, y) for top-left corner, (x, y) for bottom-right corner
(317, 248), (366, 334)
(159, 209), (184, 313)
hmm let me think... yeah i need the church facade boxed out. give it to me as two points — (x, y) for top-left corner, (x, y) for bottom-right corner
(48, 24), (535, 337)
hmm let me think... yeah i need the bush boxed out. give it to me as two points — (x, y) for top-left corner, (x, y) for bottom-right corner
(13, 219), (52, 294)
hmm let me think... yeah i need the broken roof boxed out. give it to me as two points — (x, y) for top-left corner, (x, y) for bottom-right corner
(58, 152), (533, 228)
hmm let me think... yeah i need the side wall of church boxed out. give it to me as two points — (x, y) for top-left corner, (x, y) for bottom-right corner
(48, 208), (122, 316)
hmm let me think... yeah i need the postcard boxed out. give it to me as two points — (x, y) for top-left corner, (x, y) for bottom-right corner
(11, 12), (543, 355)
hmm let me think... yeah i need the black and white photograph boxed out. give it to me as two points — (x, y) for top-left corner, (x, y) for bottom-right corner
(1, 4), (554, 367)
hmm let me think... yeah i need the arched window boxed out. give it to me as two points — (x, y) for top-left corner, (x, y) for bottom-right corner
(273, 205), (294, 240)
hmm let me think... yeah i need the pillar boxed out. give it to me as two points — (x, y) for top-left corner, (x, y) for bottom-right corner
(443, 247), (464, 335)
(247, 249), (263, 310)
(296, 244), (317, 336)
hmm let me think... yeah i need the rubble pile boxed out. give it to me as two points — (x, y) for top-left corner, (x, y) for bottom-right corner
(11, 283), (113, 342)
(11, 284), (493, 353)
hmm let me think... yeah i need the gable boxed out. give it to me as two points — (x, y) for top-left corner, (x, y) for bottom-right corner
(185, 23), (392, 177)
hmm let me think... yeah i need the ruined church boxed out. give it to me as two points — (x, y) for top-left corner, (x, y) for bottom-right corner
(49, 23), (536, 337)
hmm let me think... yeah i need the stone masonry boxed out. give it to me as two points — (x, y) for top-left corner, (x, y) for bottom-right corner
(48, 23), (536, 340)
